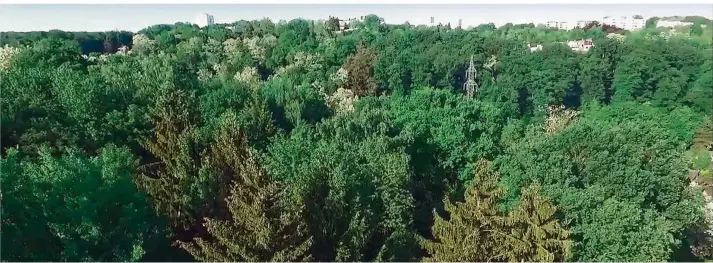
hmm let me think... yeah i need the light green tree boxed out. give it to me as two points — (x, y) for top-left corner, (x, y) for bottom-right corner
(421, 160), (571, 262)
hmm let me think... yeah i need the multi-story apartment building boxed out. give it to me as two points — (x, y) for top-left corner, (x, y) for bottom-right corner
(195, 13), (215, 28)
(656, 20), (694, 28)
(546, 21), (574, 30)
(602, 16), (645, 31)
(576, 20), (593, 28)
(546, 20), (594, 30)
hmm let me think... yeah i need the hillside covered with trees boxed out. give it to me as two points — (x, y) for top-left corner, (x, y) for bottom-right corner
(1, 14), (712, 262)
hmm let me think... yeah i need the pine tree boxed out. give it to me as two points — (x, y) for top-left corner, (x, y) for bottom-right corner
(421, 159), (571, 262)
(179, 113), (313, 262)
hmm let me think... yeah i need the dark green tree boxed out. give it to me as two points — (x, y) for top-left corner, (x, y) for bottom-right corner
(136, 89), (217, 234)
(0, 146), (166, 262)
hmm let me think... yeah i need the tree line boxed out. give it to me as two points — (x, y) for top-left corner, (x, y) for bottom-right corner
(1, 30), (134, 54)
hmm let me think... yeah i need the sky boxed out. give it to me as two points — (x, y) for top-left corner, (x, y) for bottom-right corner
(1, 4), (711, 32)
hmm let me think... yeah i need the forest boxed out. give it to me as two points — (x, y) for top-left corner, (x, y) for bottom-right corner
(1, 14), (713, 262)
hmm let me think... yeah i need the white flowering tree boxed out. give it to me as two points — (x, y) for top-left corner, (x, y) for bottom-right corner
(544, 104), (580, 134)
(222, 38), (243, 57)
(244, 36), (266, 63)
(234, 66), (260, 88)
(324, 87), (358, 115)
(131, 34), (156, 55)
(331, 67), (348, 87)
(0, 45), (21, 71)
(275, 52), (323, 77)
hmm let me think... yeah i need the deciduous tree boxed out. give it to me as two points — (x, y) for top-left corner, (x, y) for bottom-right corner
(343, 42), (379, 96)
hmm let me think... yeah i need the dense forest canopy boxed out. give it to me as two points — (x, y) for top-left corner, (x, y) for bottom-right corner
(1, 13), (712, 262)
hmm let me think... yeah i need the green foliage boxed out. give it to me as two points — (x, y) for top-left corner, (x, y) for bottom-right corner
(266, 109), (416, 261)
(3, 14), (712, 262)
(11, 38), (86, 69)
(0, 146), (166, 262)
(645, 17), (660, 28)
(496, 102), (706, 261)
(684, 60), (713, 115)
(375, 88), (505, 183)
(261, 76), (331, 130)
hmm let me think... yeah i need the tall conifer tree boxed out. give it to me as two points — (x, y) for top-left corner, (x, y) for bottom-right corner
(136, 89), (216, 233)
(179, 113), (313, 262)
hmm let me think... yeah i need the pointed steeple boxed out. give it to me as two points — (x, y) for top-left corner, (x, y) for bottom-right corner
(464, 55), (479, 99)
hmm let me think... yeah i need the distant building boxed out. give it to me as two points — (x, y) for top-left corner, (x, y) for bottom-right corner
(575, 39), (594, 52)
(528, 43), (543, 52)
(424, 16), (461, 29)
(602, 16), (645, 31)
(546, 21), (574, 30)
(195, 13), (215, 28)
(117, 45), (130, 55)
(560, 39), (594, 52)
(338, 19), (349, 31)
(567, 40), (579, 49)
(656, 20), (694, 28)
(336, 16), (365, 31)
(576, 20), (593, 28)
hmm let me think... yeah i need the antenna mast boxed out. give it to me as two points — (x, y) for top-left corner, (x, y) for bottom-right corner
(464, 55), (479, 99)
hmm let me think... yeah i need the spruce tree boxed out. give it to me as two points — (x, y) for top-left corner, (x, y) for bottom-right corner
(421, 159), (507, 262)
(136, 89), (215, 231)
(179, 113), (313, 262)
(421, 159), (571, 262)
(501, 184), (572, 262)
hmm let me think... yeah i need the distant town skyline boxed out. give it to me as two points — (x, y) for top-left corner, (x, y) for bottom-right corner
(0, 4), (711, 32)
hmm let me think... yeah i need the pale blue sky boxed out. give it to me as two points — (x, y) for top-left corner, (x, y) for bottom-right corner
(1, 4), (711, 32)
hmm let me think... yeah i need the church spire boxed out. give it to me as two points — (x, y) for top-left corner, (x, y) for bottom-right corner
(464, 55), (479, 99)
